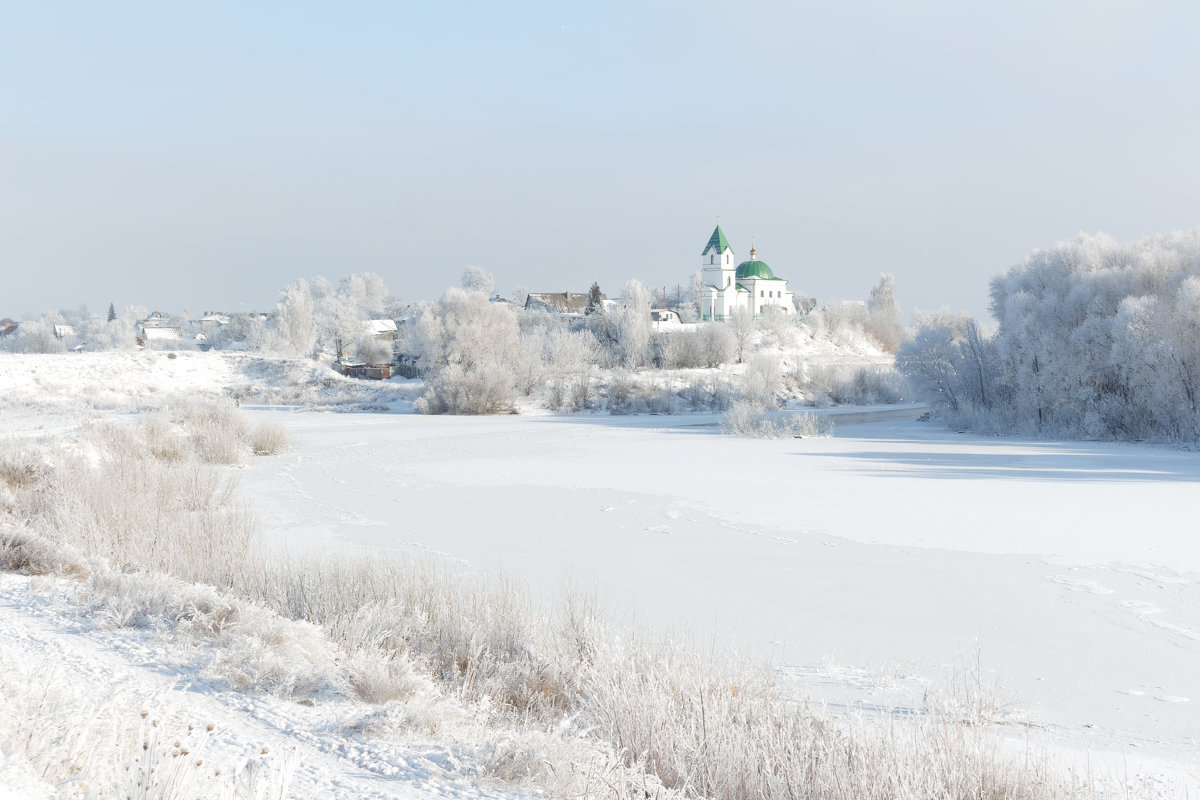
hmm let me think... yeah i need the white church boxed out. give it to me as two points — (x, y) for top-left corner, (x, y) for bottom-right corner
(698, 223), (795, 321)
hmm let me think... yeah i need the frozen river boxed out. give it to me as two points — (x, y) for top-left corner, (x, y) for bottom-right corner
(242, 409), (1200, 780)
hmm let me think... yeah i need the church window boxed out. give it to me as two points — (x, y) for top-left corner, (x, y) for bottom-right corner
(726, 276), (731, 287)
(725, 254), (729, 265)
(710, 255), (714, 264)
(760, 290), (764, 298)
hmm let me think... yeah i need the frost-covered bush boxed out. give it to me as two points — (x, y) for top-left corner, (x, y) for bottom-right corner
(601, 372), (733, 415)
(722, 403), (831, 439)
(741, 354), (783, 409)
(248, 419), (292, 455)
(0, 523), (89, 576)
(656, 324), (735, 369)
(804, 364), (910, 406)
(414, 363), (519, 415)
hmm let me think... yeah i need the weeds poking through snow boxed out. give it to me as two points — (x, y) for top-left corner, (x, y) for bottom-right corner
(0, 653), (297, 800)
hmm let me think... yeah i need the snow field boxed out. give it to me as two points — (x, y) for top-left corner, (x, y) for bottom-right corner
(4, 406), (1172, 799)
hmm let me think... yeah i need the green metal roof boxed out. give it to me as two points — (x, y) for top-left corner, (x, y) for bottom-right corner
(701, 225), (731, 255)
(736, 259), (777, 280)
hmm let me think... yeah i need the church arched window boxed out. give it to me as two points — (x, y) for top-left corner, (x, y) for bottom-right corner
(710, 255), (714, 264)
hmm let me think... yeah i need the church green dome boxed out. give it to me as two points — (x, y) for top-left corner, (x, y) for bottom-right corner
(736, 259), (776, 280)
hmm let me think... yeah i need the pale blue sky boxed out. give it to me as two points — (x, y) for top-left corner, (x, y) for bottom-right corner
(4, 1), (1200, 319)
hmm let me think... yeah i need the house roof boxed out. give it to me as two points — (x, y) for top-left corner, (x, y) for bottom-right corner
(142, 326), (183, 340)
(702, 225), (731, 256)
(364, 319), (398, 334)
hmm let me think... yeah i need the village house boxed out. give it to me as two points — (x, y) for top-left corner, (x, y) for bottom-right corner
(524, 290), (607, 315)
(650, 308), (682, 331)
(137, 312), (183, 347)
(194, 313), (232, 328)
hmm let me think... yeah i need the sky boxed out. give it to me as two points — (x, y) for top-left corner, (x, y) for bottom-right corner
(4, 1), (1200, 321)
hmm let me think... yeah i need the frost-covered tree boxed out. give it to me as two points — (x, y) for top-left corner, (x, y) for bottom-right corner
(729, 306), (756, 364)
(5, 317), (64, 353)
(274, 279), (317, 356)
(684, 271), (703, 323)
(903, 230), (1200, 441)
(461, 266), (495, 296)
(106, 303), (117, 322)
(613, 279), (651, 368)
(338, 272), (389, 317)
(542, 327), (599, 408)
(866, 273), (903, 352)
(411, 286), (525, 414)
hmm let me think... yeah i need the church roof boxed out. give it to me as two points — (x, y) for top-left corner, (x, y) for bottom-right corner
(701, 225), (731, 255)
(736, 259), (777, 280)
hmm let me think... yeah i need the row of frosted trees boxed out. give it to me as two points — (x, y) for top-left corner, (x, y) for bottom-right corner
(898, 231), (1200, 442)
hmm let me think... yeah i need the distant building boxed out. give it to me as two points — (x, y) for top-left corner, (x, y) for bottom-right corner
(335, 360), (391, 380)
(525, 291), (606, 315)
(697, 224), (797, 321)
(194, 313), (232, 328)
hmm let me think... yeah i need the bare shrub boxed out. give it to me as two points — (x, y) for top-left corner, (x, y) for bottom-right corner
(806, 365), (909, 406)
(249, 419), (292, 455)
(0, 524), (89, 577)
(176, 400), (250, 464)
(658, 325), (734, 369)
(722, 402), (831, 439)
(139, 410), (190, 462)
(0, 441), (46, 492)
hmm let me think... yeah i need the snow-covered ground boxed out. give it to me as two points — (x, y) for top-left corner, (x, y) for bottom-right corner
(2, 351), (1198, 795)
(241, 410), (1200, 784)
